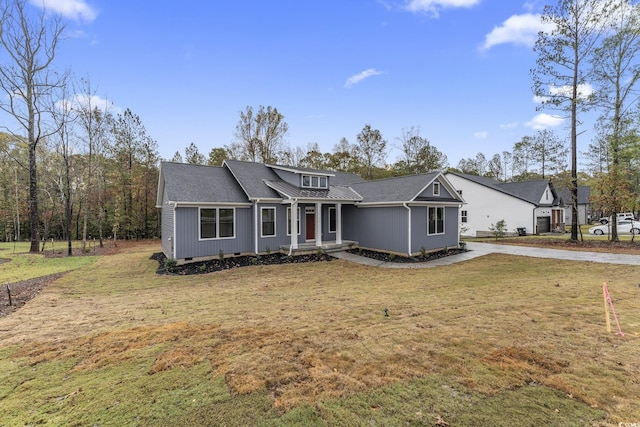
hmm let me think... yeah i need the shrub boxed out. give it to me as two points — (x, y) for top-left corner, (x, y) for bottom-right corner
(489, 219), (508, 240)
(420, 246), (427, 257)
(165, 258), (177, 272)
(218, 249), (224, 261)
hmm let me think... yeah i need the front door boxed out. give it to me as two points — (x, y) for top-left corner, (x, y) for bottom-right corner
(306, 213), (315, 240)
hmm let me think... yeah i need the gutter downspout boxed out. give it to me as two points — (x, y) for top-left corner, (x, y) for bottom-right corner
(403, 203), (411, 257)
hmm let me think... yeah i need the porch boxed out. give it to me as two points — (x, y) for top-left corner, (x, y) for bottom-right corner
(279, 240), (358, 256)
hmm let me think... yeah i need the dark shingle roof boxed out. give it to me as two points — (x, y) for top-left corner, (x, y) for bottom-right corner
(223, 160), (282, 199)
(447, 172), (557, 206)
(160, 162), (248, 203)
(557, 186), (591, 205)
(349, 172), (440, 203)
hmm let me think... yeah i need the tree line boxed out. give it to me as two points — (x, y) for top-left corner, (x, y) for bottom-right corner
(3, 0), (640, 251)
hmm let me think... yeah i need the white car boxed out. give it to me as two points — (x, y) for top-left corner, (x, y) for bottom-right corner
(599, 212), (635, 224)
(589, 220), (640, 235)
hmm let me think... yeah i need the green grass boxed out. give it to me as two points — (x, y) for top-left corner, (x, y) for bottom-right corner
(0, 242), (98, 283)
(0, 242), (638, 426)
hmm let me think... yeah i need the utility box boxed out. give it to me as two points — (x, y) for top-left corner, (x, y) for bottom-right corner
(516, 227), (527, 236)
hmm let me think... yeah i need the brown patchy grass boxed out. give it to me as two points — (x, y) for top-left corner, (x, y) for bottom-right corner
(1, 242), (639, 425)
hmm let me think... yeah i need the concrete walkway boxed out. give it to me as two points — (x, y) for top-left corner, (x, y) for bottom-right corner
(330, 241), (640, 268)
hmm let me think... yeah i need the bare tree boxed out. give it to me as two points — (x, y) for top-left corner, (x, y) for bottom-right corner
(532, 0), (615, 240)
(0, 0), (67, 252)
(231, 105), (289, 163)
(356, 124), (387, 179)
(397, 126), (448, 174)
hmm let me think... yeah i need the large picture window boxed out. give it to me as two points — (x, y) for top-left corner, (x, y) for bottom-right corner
(200, 208), (235, 239)
(261, 207), (276, 237)
(428, 206), (444, 235)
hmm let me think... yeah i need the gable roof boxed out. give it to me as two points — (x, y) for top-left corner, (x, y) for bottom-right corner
(557, 186), (591, 205)
(263, 180), (362, 202)
(349, 172), (462, 204)
(446, 172), (558, 206)
(223, 159), (282, 200)
(157, 162), (249, 206)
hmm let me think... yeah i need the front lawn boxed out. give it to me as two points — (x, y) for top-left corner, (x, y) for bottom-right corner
(0, 242), (638, 426)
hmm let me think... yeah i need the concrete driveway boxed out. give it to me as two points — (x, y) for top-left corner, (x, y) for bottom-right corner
(332, 241), (640, 268)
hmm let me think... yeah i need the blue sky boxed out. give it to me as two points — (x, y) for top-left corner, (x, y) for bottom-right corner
(24, 0), (579, 165)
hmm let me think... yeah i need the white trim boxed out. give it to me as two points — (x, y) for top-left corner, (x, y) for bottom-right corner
(302, 174), (329, 189)
(290, 201), (299, 252)
(433, 182), (440, 196)
(172, 201), (252, 208)
(335, 203), (342, 244)
(316, 202), (322, 246)
(404, 203), (411, 256)
(261, 207), (276, 237)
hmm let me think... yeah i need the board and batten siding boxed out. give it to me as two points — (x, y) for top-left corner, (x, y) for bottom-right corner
(161, 187), (174, 258)
(174, 206), (253, 260)
(410, 206), (459, 253)
(342, 205), (409, 254)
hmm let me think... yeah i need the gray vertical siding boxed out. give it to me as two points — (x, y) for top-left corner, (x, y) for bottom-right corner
(342, 205), (409, 253)
(161, 187), (174, 258)
(257, 203), (292, 253)
(417, 179), (455, 199)
(174, 206), (253, 259)
(410, 206), (459, 253)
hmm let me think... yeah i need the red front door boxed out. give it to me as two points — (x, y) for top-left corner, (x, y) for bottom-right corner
(306, 213), (315, 240)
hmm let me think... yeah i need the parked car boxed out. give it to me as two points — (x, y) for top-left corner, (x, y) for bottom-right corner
(589, 219), (640, 235)
(599, 212), (635, 224)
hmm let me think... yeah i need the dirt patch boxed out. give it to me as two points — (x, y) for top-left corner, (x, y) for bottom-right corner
(0, 274), (65, 318)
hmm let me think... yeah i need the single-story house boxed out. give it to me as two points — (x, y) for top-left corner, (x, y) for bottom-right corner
(444, 172), (564, 237)
(156, 160), (465, 264)
(557, 186), (592, 224)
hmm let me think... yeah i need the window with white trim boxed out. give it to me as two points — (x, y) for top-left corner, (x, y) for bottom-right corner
(433, 182), (440, 196)
(200, 208), (235, 239)
(301, 174), (328, 189)
(287, 207), (300, 235)
(461, 210), (468, 223)
(261, 207), (276, 237)
(428, 206), (444, 235)
(328, 207), (337, 233)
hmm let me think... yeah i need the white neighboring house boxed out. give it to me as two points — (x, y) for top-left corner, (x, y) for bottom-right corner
(444, 172), (565, 237)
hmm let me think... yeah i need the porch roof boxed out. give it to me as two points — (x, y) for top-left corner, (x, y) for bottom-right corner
(263, 180), (362, 202)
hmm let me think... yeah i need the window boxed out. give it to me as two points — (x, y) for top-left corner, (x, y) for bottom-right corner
(301, 174), (328, 189)
(461, 210), (468, 223)
(329, 207), (337, 233)
(200, 208), (235, 239)
(428, 206), (444, 235)
(200, 209), (217, 239)
(261, 207), (276, 237)
(219, 208), (234, 237)
(287, 207), (300, 235)
(433, 182), (440, 196)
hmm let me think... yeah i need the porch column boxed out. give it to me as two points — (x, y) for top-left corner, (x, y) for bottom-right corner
(315, 202), (322, 246)
(335, 202), (342, 244)
(291, 201), (298, 250)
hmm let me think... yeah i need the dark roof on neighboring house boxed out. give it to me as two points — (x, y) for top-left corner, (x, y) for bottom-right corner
(446, 172), (558, 206)
(349, 172), (450, 203)
(158, 162), (248, 204)
(557, 186), (591, 205)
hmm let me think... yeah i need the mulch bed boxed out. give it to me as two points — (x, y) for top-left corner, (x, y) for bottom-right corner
(152, 252), (335, 275)
(347, 247), (466, 263)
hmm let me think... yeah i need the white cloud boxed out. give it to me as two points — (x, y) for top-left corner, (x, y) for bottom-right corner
(29, 0), (98, 22)
(344, 69), (383, 88)
(500, 122), (518, 129)
(482, 13), (554, 50)
(525, 113), (564, 130)
(473, 131), (489, 140)
(404, 0), (480, 17)
(549, 83), (594, 99)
